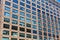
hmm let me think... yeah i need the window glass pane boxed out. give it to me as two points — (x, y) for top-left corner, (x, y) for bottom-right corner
(26, 14), (31, 18)
(20, 2), (25, 6)
(32, 20), (36, 24)
(11, 32), (18, 36)
(20, 6), (25, 11)
(12, 9), (18, 14)
(20, 16), (25, 21)
(12, 25), (18, 30)
(2, 37), (9, 40)
(5, 1), (11, 6)
(13, 0), (18, 4)
(32, 3), (36, 7)
(19, 21), (25, 26)
(26, 29), (31, 33)
(32, 25), (37, 29)
(19, 27), (25, 32)
(3, 30), (9, 35)
(4, 18), (10, 23)
(26, 18), (31, 23)
(26, 23), (31, 28)
(3, 24), (10, 29)
(20, 11), (25, 16)
(26, 34), (31, 38)
(26, 9), (31, 13)
(32, 16), (36, 19)
(11, 38), (17, 40)
(5, 6), (10, 11)
(33, 30), (37, 34)
(12, 20), (18, 24)
(33, 35), (37, 39)
(19, 33), (25, 37)
(12, 14), (18, 19)
(4, 12), (10, 17)
(26, 4), (31, 9)
(13, 4), (18, 9)
(32, 11), (36, 15)
(26, 0), (30, 4)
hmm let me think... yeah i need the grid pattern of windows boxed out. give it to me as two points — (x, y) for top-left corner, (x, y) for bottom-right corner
(0, 0), (60, 40)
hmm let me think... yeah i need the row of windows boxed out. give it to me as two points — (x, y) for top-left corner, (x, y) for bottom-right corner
(3, 24), (37, 34)
(3, 30), (37, 39)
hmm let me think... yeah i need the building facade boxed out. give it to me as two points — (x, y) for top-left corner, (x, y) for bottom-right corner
(0, 0), (60, 40)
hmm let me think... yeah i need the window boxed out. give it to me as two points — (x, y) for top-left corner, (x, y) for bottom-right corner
(20, 6), (25, 11)
(20, 2), (25, 6)
(21, 0), (25, 2)
(12, 25), (18, 30)
(26, 18), (31, 22)
(13, 4), (18, 9)
(39, 31), (42, 35)
(32, 16), (36, 19)
(26, 9), (31, 13)
(26, 29), (31, 33)
(20, 16), (25, 21)
(3, 30), (9, 35)
(2, 37), (9, 40)
(19, 33), (25, 37)
(33, 30), (37, 34)
(20, 11), (25, 16)
(11, 38), (17, 40)
(26, 14), (31, 18)
(32, 25), (37, 29)
(12, 20), (18, 24)
(37, 5), (40, 8)
(12, 9), (18, 14)
(5, 6), (10, 11)
(26, 0), (30, 4)
(32, 3), (36, 7)
(19, 39), (25, 40)
(26, 23), (31, 27)
(26, 4), (31, 9)
(19, 21), (25, 26)
(19, 27), (25, 32)
(32, 11), (36, 15)
(4, 18), (10, 23)
(32, 0), (36, 2)
(11, 32), (18, 36)
(33, 35), (37, 39)
(26, 34), (31, 38)
(32, 7), (36, 11)
(37, 1), (40, 5)
(3, 24), (10, 29)
(4, 12), (10, 17)
(12, 14), (18, 19)
(13, 0), (18, 4)
(5, 1), (11, 6)
(32, 20), (36, 24)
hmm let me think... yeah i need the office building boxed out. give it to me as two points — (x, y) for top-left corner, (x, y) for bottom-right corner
(0, 0), (60, 40)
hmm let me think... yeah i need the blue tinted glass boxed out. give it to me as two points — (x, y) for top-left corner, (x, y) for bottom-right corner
(12, 14), (18, 19)
(20, 6), (25, 11)
(32, 0), (36, 2)
(12, 20), (18, 24)
(37, 1), (40, 5)
(26, 18), (31, 22)
(26, 9), (31, 13)
(32, 25), (37, 29)
(32, 11), (36, 15)
(20, 2), (25, 6)
(26, 14), (31, 18)
(20, 16), (25, 21)
(32, 7), (36, 11)
(37, 5), (40, 8)
(20, 12), (25, 16)
(13, 4), (18, 9)
(2, 37), (9, 40)
(5, 1), (11, 6)
(21, 0), (25, 2)
(32, 16), (36, 19)
(26, 4), (31, 8)
(32, 3), (36, 7)
(26, 0), (30, 4)
(32, 20), (36, 24)
(4, 12), (10, 17)
(13, 0), (18, 4)
(33, 30), (37, 34)
(5, 6), (10, 11)
(12, 9), (18, 14)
